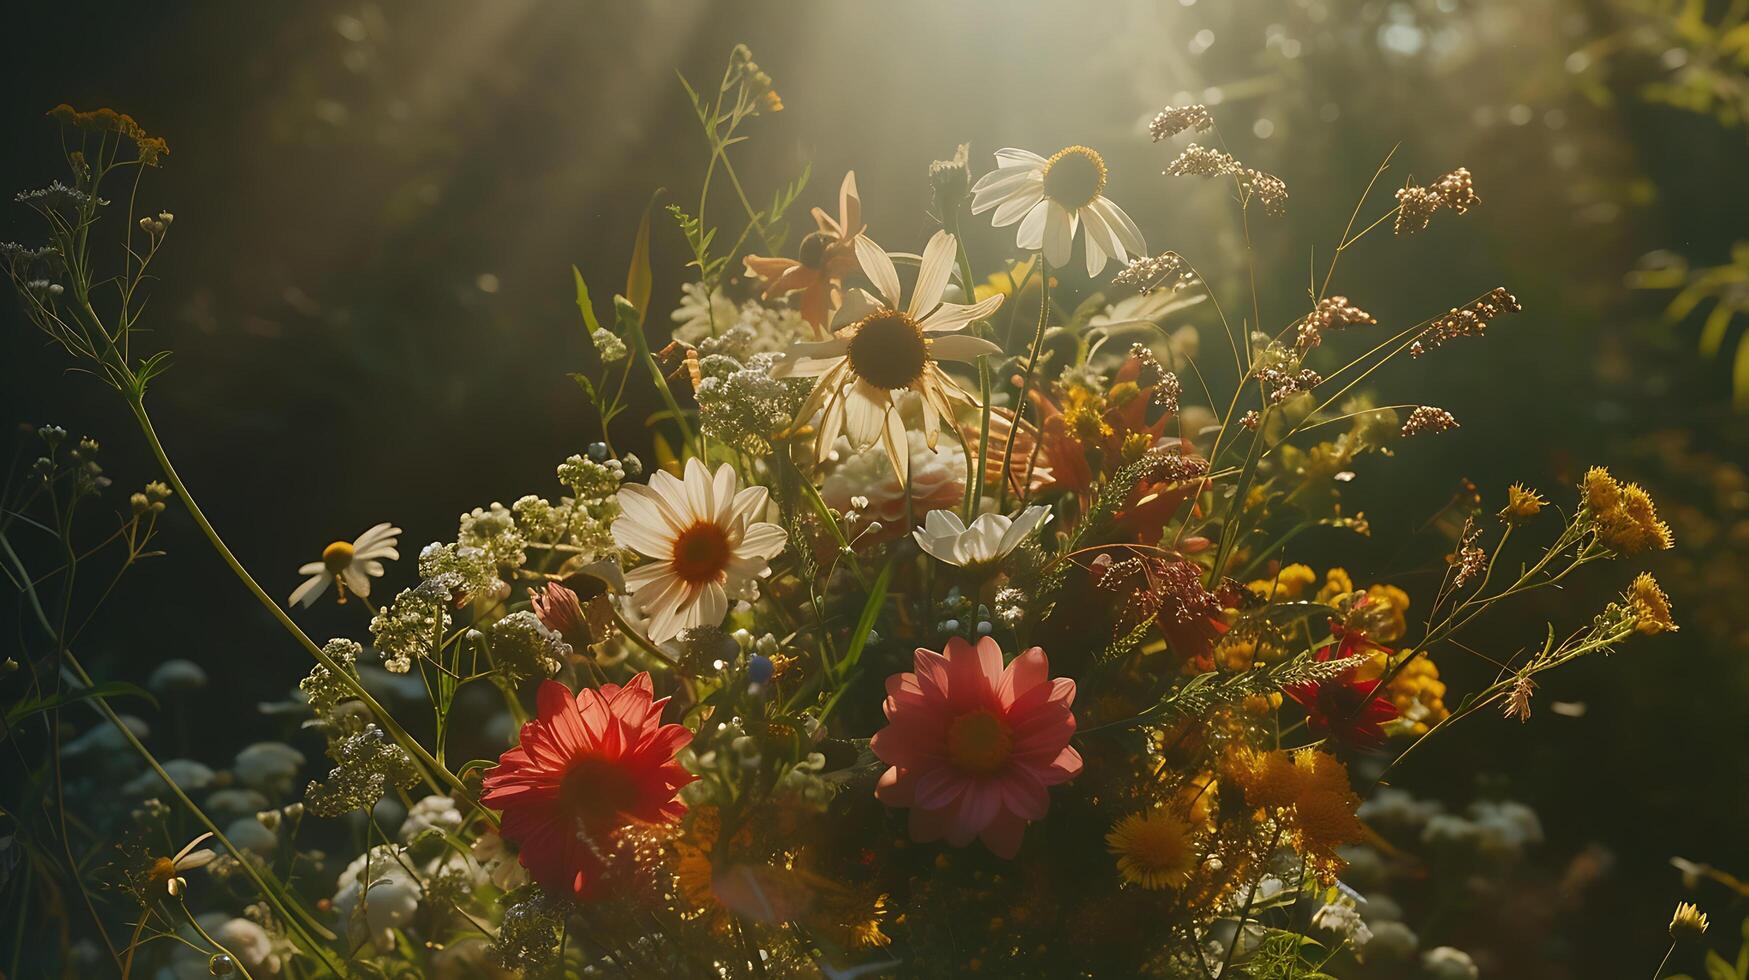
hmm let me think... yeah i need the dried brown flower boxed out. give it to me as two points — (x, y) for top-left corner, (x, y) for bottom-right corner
(1112, 251), (1196, 293)
(1165, 144), (1240, 178)
(1256, 367), (1321, 404)
(1246, 169), (1289, 216)
(1395, 168), (1480, 234)
(1433, 167), (1479, 214)
(1401, 406), (1459, 437)
(1149, 105), (1214, 141)
(1296, 296), (1377, 350)
(1502, 675), (1535, 722)
(1409, 287), (1522, 357)
(1240, 410), (1262, 430)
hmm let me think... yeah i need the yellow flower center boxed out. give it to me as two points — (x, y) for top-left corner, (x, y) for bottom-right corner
(1108, 811), (1195, 890)
(322, 540), (355, 574)
(671, 521), (732, 584)
(1041, 145), (1108, 210)
(947, 709), (1012, 774)
(147, 856), (177, 883)
(846, 309), (929, 391)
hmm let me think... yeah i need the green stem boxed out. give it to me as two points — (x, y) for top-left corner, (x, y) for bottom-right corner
(123, 396), (490, 823)
(998, 259), (1051, 512)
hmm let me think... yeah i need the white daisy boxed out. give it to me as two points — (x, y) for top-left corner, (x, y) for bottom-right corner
(912, 504), (1053, 572)
(774, 229), (1004, 483)
(289, 522), (400, 607)
(970, 145), (1147, 276)
(612, 459), (787, 643)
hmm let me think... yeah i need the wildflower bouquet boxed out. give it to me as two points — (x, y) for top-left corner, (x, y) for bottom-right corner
(4, 48), (1682, 979)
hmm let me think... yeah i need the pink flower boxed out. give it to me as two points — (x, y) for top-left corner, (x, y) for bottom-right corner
(871, 637), (1082, 858)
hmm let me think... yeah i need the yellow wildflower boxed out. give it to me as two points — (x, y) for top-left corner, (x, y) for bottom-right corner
(1247, 563), (1317, 601)
(1500, 483), (1546, 523)
(1107, 809), (1198, 890)
(1384, 655), (1449, 734)
(1317, 567), (1355, 604)
(1670, 901), (1709, 940)
(1627, 573), (1678, 635)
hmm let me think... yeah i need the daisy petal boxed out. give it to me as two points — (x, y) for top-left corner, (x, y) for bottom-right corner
(909, 230), (957, 318)
(855, 236), (901, 309)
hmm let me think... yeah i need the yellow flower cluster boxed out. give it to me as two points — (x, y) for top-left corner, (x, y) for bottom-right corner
(1383, 655), (1449, 734)
(1627, 572), (1678, 635)
(1583, 466), (1674, 555)
(47, 104), (168, 165)
(1245, 566), (1412, 643)
(1222, 748), (1365, 881)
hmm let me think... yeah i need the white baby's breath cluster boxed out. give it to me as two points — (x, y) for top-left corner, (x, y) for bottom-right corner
(670, 281), (810, 353)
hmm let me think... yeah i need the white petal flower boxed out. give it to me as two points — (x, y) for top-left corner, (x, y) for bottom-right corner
(970, 145), (1146, 276)
(612, 459), (787, 643)
(912, 504), (1052, 571)
(774, 229), (1004, 482)
(147, 832), (217, 897)
(288, 521), (401, 608)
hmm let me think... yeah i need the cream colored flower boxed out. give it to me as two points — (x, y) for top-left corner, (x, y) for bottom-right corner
(912, 505), (1052, 571)
(775, 229), (1003, 482)
(289, 522), (400, 607)
(971, 146), (1146, 276)
(146, 832), (216, 897)
(613, 459), (787, 642)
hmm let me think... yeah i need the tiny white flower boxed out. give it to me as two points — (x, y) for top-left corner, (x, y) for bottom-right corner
(912, 505), (1052, 571)
(289, 522), (401, 607)
(147, 832), (217, 897)
(970, 145), (1147, 276)
(613, 459), (788, 643)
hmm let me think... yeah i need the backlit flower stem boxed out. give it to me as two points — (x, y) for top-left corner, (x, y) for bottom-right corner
(946, 216), (993, 521)
(998, 258), (1051, 512)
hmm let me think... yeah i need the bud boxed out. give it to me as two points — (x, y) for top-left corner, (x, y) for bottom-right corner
(930, 143), (972, 217)
(1670, 901), (1709, 941)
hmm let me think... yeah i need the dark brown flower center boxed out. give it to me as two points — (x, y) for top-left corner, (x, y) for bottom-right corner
(798, 230), (833, 270)
(559, 756), (642, 832)
(671, 521), (732, 584)
(1042, 145), (1108, 210)
(847, 309), (928, 390)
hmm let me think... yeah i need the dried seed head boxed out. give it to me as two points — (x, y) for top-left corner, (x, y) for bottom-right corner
(1297, 296), (1377, 350)
(1165, 144), (1240, 178)
(1149, 105), (1214, 141)
(1112, 251), (1196, 293)
(1401, 406), (1459, 437)
(1409, 287), (1521, 357)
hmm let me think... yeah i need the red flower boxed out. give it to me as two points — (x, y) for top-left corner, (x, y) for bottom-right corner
(1283, 626), (1399, 751)
(481, 675), (694, 899)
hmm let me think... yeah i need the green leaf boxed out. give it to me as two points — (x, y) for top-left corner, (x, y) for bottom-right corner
(7, 681), (156, 727)
(568, 372), (598, 406)
(571, 265), (602, 335)
(1704, 949), (1737, 980)
(835, 558), (894, 679)
(626, 192), (660, 329)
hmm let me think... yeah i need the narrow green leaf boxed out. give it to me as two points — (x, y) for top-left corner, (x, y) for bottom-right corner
(7, 681), (156, 727)
(626, 192), (660, 329)
(568, 372), (598, 406)
(571, 264), (602, 335)
(836, 558), (895, 679)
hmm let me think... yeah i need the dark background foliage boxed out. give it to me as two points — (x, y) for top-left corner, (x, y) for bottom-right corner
(4, 1), (1747, 975)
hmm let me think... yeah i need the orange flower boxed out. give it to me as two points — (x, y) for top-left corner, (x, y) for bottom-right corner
(743, 171), (868, 333)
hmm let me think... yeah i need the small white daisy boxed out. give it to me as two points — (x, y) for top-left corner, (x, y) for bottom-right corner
(912, 505), (1053, 572)
(970, 145), (1147, 276)
(774, 229), (1004, 483)
(289, 522), (400, 607)
(612, 459), (787, 643)
(146, 832), (217, 897)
